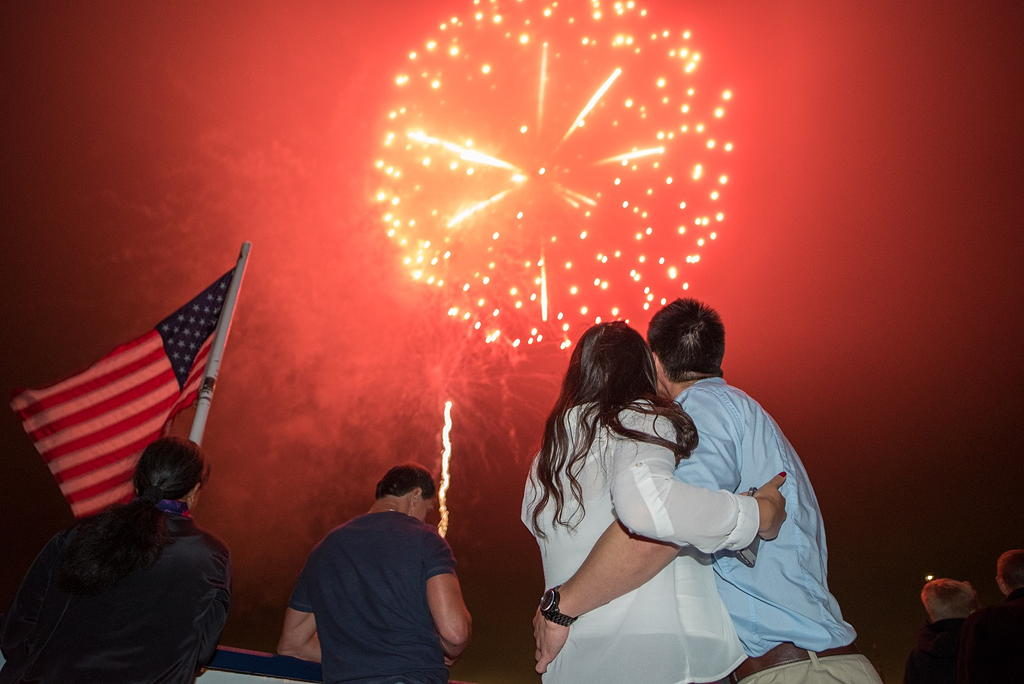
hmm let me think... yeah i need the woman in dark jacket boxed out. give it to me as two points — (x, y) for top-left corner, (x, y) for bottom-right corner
(1, 437), (231, 683)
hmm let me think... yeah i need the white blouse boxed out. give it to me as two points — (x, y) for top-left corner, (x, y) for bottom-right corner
(522, 404), (758, 683)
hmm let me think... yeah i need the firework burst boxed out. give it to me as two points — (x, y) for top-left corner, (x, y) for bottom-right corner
(374, 0), (734, 348)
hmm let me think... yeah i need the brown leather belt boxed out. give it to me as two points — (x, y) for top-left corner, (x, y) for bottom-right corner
(728, 642), (860, 682)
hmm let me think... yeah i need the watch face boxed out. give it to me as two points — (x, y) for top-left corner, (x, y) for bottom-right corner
(539, 588), (557, 612)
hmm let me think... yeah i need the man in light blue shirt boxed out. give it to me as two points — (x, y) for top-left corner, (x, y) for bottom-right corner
(668, 376), (855, 658)
(534, 299), (881, 683)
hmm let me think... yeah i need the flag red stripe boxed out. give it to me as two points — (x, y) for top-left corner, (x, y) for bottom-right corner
(174, 389), (199, 414)
(65, 469), (137, 505)
(47, 412), (173, 474)
(11, 333), (163, 416)
(35, 376), (178, 455)
(41, 393), (180, 461)
(27, 369), (177, 443)
(15, 345), (166, 422)
(71, 485), (135, 518)
(60, 452), (139, 496)
(18, 353), (171, 434)
(51, 434), (158, 484)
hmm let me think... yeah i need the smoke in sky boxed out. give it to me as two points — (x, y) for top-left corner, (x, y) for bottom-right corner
(2, 2), (1022, 681)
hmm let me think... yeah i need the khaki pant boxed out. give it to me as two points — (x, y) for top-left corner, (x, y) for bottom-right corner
(737, 653), (883, 684)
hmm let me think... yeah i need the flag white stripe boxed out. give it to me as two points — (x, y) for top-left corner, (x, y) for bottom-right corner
(48, 413), (170, 475)
(20, 356), (172, 433)
(60, 455), (139, 496)
(35, 377), (180, 452)
(70, 481), (136, 517)
(10, 333), (163, 410)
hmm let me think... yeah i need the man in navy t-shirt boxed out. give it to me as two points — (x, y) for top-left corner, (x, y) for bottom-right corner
(277, 463), (471, 683)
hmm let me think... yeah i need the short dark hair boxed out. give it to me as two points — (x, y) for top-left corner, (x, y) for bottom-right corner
(997, 549), (1024, 590)
(647, 298), (726, 380)
(920, 578), (977, 621)
(375, 463), (436, 499)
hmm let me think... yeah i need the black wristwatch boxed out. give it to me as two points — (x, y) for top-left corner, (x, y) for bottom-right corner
(539, 586), (578, 626)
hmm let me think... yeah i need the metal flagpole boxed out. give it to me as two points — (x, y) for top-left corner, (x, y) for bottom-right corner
(188, 241), (252, 445)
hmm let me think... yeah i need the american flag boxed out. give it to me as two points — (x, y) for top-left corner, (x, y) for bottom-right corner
(10, 270), (234, 518)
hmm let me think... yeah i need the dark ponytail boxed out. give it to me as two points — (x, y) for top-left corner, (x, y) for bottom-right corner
(58, 437), (207, 594)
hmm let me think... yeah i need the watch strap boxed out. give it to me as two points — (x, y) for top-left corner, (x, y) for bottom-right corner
(540, 586), (578, 626)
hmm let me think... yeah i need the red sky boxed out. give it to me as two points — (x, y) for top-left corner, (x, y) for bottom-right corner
(2, 1), (1022, 680)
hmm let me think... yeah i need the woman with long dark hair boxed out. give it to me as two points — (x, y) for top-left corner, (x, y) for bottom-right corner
(523, 322), (785, 683)
(1, 437), (231, 683)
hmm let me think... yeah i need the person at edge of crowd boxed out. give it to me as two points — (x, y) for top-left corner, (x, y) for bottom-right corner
(522, 321), (788, 683)
(532, 298), (883, 684)
(904, 578), (977, 684)
(278, 463), (471, 684)
(956, 548), (1024, 683)
(0, 436), (231, 684)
